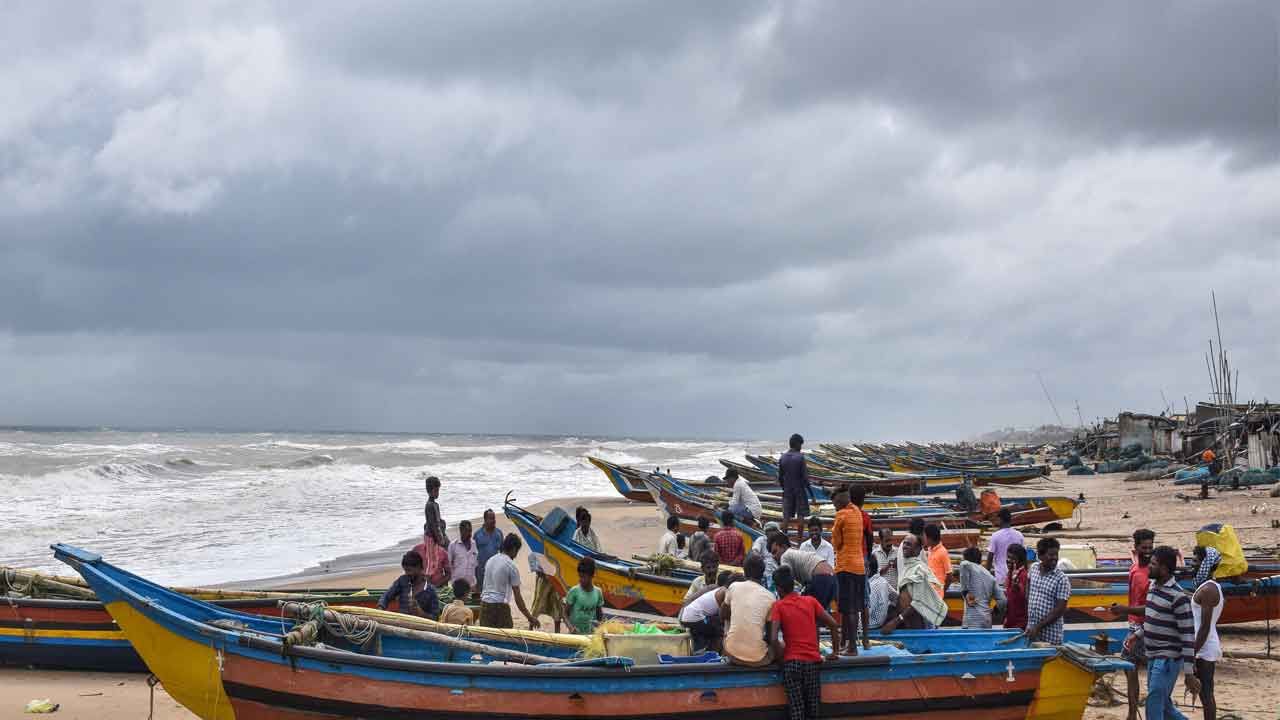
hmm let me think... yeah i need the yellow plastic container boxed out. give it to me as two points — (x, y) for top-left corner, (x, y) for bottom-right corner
(602, 632), (692, 665)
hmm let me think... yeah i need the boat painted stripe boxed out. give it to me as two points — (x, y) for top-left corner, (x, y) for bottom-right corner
(0, 627), (125, 641)
(0, 619), (119, 632)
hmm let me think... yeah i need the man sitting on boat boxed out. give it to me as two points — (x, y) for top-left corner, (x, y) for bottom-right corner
(721, 554), (776, 667)
(683, 550), (721, 603)
(880, 535), (946, 633)
(378, 551), (441, 618)
(726, 467), (762, 526)
(679, 569), (735, 653)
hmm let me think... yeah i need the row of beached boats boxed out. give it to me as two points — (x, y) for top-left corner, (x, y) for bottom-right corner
(590, 441), (1051, 506)
(6, 540), (1131, 720)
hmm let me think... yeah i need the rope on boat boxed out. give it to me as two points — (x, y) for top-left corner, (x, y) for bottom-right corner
(292, 600), (379, 650)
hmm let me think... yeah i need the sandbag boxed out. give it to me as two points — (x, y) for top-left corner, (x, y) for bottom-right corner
(1195, 524), (1249, 580)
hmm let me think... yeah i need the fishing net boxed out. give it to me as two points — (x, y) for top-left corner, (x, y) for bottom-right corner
(1067, 466), (1095, 476)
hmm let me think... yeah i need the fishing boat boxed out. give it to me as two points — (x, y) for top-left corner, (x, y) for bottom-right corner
(939, 574), (1280, 627)
(644, 473), (1070, 535)
(0, 567), (380, 672)
(587, 457), (804, 504)
(54, 543), (1128, 720)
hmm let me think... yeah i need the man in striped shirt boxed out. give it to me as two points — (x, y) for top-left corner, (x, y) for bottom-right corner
(1137, 545), (1200, 720)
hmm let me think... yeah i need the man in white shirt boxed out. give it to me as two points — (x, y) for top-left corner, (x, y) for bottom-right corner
(801, 515), (835, 566)
(725, 468), (762, 525)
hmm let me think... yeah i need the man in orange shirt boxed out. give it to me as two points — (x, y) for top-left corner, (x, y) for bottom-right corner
(830, 487), (870, 655)
(923, 523), (952, 599)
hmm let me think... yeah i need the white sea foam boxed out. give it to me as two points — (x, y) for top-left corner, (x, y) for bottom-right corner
(0, 430), (747, 585)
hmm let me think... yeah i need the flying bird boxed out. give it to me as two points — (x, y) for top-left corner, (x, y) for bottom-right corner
(785, 403), (793, 410)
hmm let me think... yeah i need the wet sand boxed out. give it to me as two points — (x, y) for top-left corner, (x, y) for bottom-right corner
(3, 471), (1277, 719)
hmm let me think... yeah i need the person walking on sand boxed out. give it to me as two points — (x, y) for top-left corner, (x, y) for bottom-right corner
(830, 487), (869, 654)
(1136, 545), (1200, 720)
(473, 509), (503, 599)
(720, 554), (776, 667)
(422, 476), (447, 584)
(1021, 537), (1070, 645)
(770, 566), (839, 720)
(726, 467), (762, 526)
(714, 510), (746, 567)
(1191, 547), (1223, 720)
(985, 508), (1024, 586)
(778, 433), (813, 540)
(479, 533), (539, 630)
(1108, 528), (1156, 720)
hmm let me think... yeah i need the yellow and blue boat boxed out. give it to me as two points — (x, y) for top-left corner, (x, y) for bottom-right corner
(54, 543), (1128, 720)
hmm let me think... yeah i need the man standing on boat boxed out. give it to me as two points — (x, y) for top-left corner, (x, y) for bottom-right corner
(726, 467), (762, 526)
(778, 433), (814, 541)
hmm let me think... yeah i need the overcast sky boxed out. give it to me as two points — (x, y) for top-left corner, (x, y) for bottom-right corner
(2, 1), (1277, 440)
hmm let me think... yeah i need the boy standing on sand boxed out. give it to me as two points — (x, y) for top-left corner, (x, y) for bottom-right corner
(423, 476), (447, 583)
(771, 566), (839, 720)
(830, 488), (869, 654)
(562, 557), (605, 634)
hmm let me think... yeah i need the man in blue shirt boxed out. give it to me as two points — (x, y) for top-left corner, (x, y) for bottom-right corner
(778, 433), (813, 541)
(472, 508), (503, 601)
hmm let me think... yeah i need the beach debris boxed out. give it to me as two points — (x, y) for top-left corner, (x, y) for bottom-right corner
(24, 699), (59, 713)
(75, 693), (102, 698)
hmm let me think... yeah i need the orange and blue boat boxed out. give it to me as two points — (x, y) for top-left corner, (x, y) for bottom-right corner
(54, 543), (1128, 720)
(0, 570), (378, 672)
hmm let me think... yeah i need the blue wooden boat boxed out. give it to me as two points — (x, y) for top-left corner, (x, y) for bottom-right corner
(54, 543), (1127, 720)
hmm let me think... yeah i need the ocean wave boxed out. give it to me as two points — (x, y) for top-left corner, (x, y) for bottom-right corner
(417, 451), (587, 477)
(282, 454), (336, 469)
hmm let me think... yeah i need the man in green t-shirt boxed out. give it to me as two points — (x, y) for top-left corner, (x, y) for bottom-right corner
(562, 557), (605, 634)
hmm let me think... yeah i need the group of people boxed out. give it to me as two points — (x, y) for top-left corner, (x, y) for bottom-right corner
(380, 456), (1225, 720)
(377, 475), (605, 635)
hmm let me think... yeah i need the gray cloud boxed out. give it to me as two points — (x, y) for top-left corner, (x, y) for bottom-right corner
(1, 1), (1278, 439)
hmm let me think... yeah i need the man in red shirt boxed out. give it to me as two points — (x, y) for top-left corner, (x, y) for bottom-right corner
(770, 566), (839, 720)
(713, 509), (746, 567)
(1108, 528), (1155, 720)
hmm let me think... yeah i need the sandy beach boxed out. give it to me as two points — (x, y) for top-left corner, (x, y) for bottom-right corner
(3, 473), (1277, 719)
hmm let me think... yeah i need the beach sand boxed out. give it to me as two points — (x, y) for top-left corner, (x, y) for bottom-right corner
(3, 472), (1277, 719)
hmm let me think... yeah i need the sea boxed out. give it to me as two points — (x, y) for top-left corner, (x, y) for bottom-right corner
(0, 429), (760, 586)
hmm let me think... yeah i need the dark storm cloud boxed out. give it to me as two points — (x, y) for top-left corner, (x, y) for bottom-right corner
(750, 1), (1280, 164)
(0, 1), (1278, 439)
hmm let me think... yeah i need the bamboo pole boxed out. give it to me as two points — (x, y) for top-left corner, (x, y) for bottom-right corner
(278, 603), (564, 665)
(1, 568), (97, 600)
